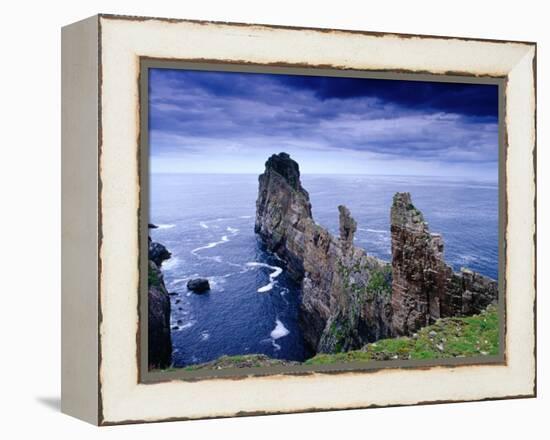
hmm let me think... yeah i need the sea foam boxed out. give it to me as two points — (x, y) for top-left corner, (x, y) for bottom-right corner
(156, 224), (176, 229)
(191, 235), (230, 255)
(246, 262), (283, 292)
(270, 319), (290, 339)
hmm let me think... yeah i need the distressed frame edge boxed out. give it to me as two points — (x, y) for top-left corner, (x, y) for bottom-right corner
(97, 12), (537, 46)
(137, 59), (508, 384)
(93, 15), (536, 425)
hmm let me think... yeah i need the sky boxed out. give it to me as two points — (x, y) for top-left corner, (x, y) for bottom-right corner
(148, 68), (499, 180)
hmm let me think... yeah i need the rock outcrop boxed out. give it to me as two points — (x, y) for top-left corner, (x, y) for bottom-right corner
(390, 192), (498, 335)
(255, 153), (498, 356)
(256, 153), (393, 353)
(148, 233), (173, 369)
(149, 241), (172, 267)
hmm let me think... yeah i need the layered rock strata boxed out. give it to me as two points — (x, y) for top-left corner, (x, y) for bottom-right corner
(255, 153), (498, 355)
(147, 233), (173, 369)
(390, 192), (498, 335)
(255, 153), (393, 352)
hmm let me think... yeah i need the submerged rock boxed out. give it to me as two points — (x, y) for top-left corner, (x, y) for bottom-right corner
(187, 278), (210, 293)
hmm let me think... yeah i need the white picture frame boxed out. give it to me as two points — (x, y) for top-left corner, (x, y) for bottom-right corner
(61, 14), (536, 425)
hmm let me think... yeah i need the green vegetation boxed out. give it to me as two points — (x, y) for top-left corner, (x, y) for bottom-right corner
(148, 263), (161, 287)
(365, 266), (392, 301)
(338, 261), (392, 303)
(326, 318), (352, 353)
(306, 305), (499, 365)
(164, 354), (298, 372)
(157, 306), (499, 372)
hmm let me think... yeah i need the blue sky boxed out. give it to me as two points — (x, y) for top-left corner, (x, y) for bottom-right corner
(148, 68), (499, 180)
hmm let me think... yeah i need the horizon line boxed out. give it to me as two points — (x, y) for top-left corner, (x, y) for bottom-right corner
(149, 171), (498, 181)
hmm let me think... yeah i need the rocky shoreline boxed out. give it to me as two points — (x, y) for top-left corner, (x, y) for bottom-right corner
(147, 226), (173, 369)
(149, 152), (498, 370)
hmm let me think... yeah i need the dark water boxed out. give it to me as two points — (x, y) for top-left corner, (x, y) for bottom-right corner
(150, 173), (498, 367)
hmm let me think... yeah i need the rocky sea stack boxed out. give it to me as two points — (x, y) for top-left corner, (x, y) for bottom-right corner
(255, 152), (498, 356)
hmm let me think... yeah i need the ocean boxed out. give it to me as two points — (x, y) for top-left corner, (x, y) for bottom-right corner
(149, 173), (499, 367)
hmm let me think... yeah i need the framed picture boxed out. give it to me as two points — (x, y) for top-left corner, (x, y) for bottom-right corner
(61, 14), (536, 425)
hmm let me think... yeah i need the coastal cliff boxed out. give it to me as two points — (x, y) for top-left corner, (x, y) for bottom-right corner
(256, 153), (393, 352)
(391, 192), (498, 335)
(255, 153), (498, 355)
(148, 230), (173, 369)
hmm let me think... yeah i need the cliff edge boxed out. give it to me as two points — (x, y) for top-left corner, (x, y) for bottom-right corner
(255, 153), (498, 355)
(255, 153), (393, 353)
(148, 230), (173, 369)
(391, 192), (498, 335)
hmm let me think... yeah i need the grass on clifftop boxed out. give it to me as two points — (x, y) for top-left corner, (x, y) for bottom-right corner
(164, 354), (298, 372)
(306, 305), (499, 365)
(157, 306), (499, 372)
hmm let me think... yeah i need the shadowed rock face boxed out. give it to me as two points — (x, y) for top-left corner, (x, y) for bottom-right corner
(255, 153), (498, 355)
(390, 192), (498, 336)
(148, 235), (173, 369)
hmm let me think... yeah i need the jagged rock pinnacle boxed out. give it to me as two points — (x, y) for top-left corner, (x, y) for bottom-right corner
(255, 153), (498, 353)
(338, 205), (357, 245)
(391, 192), (426, 232)
(264, 152), (301, 190)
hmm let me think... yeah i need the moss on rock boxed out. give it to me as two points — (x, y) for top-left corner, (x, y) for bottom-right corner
(306, 305), (499, 365)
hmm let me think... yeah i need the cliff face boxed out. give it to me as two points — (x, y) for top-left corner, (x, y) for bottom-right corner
(256, 153), (393, 352)
(391, 192), (498, 335)
(255, 152), (312, 280)
(255, 153), (498, 355)
(148, 235), (173, 369)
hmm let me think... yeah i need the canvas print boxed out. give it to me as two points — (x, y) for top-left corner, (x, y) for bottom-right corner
(145, 67), (500, 373)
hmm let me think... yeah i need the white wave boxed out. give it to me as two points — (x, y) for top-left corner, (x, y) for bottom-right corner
(239, 215), (253, 219)
(358, 227), (388, 234)
(199, 221), (209, 229)
(191, 235), (230, 255)
(180, 321), (195, 330)
(272, 341), (281, 351)
(161, 257), (179, 271)
(458, 254), (476, 264)
(156, 224), (175, 230)
(171, 274), (199, 285)
(200, 332), (210, 341)
(171, 320), (196, 331)
(226, 226), (239, 234)
(208, 277), (226, 292)
(270, 319), (290, 339)
(246, 262), (283, 292)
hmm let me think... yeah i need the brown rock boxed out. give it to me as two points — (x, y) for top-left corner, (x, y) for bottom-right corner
(390, 192), (498, 336)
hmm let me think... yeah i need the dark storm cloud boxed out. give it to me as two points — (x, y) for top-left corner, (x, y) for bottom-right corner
(148, 68), (499, 165)
(273, 76), (499, 118)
